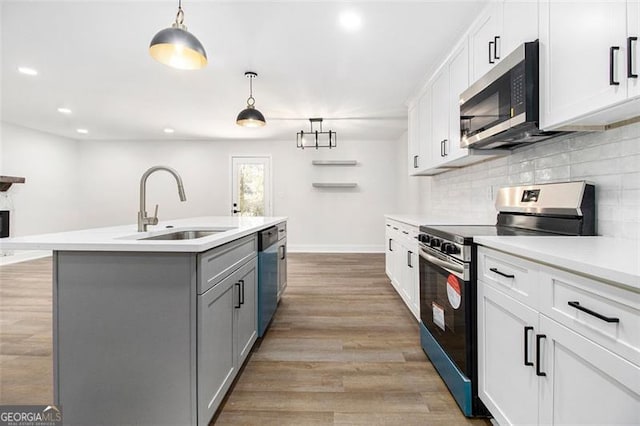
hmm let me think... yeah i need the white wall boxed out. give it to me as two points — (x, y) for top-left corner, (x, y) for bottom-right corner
(0, 122), (81, 236)
(412, 121), (640, 240)
(77, 137), (399, 252)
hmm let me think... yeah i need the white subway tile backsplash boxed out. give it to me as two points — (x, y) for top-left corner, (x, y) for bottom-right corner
(570, 158), (620, 178)
(419, 122), (640, 240)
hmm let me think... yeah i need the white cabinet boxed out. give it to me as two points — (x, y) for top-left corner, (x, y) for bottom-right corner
(384, 219), (420, 320)
(478, 282), (539, 426)
(469, 0), (539, 82)
(538, 315), (640, 426)
(408, 88), (444, 176)
(447, 42), (471, 163)
(431, 68), (450, 162)
(540, 0), (640, 129)
(408, 102), (420, 175)
(477, 246), (640, 426)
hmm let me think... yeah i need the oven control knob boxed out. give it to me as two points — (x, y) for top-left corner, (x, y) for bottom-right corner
(418, 234), (431, 244)
(430, 238), (441, 248)
(442, 243), (459, 255)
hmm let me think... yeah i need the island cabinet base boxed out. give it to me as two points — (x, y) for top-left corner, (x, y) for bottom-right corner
(54, 251), (198, 425)
(53, 234), (259, 426)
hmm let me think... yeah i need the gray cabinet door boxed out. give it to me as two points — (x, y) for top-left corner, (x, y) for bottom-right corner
(236, 258), (258, 366)
(197, 275), (237, 426)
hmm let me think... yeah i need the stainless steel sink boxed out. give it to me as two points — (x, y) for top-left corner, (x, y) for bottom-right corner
(140, 230), (224, 241)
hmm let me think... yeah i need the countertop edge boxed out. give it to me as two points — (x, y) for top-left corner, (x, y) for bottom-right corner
(0, 217), (287, 253)
(475, 236), (640, 292)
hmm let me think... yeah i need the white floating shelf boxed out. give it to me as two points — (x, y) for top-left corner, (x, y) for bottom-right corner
(311, 160), (357, 166)
(312, 183), (358, 188)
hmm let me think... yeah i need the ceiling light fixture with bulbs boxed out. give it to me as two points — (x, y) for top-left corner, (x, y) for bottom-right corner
(236, 72), (266, 128)
(149, 0), (207, 70)
(296, 118), (337, 149)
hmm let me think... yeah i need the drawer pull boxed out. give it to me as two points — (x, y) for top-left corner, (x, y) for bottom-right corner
(524, 326), (534, 367)
(536, 334), (547, 377)
(489, 267), (515, 279)
(234, 282), (241, 309)
(568, 301), (620, 323)
(402, 230), (409, 235)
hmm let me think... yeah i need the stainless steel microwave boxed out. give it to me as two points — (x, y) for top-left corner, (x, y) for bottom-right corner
(459, 40), (563, 150)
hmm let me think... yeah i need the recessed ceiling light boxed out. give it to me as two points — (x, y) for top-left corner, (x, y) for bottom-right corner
(18, 67), (38, 76)
(76, 128), (89, 134)
(339, 11), (362, 31)
(57, 107), (72, 114)
(163, 128), (175, 134)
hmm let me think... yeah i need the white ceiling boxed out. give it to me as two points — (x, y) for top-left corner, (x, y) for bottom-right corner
(0, 1), (486, 142)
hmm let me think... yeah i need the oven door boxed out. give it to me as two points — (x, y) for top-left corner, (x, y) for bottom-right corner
(419, 245), (472, 376)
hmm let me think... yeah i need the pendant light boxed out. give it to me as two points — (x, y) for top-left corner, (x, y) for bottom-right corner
(236, 72), (266, 127)
(149, 0), (207, 70)
(296, 118), (337, 149)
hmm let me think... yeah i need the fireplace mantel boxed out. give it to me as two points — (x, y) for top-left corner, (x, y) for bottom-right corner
(0, 176), (25, 192)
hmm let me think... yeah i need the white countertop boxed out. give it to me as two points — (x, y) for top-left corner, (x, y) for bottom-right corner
(385, 214), (493, 228)
(475, 236), (640, 291)
(0, 216), (287, 253)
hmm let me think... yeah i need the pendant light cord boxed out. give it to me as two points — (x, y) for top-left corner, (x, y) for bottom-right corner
(247, 75), (255, 106)
(176, 0), (185, 25)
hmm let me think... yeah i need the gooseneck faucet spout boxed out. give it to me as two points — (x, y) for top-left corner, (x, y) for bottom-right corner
(138, 166), (187, 232)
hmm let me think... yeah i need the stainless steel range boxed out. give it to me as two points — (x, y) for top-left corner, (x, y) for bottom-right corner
(417, 181), (595, 417)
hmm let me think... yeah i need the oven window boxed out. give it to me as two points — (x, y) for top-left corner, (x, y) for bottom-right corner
(420, 255), (469, 375)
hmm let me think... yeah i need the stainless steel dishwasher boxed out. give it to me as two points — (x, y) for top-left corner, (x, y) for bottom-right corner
(257, 225), (280, 337)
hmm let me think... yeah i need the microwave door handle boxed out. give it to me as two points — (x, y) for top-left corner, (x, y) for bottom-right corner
(419, 248), (464, 280)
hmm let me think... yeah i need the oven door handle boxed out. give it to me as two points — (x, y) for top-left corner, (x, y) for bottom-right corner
(419, 248), (464, 280)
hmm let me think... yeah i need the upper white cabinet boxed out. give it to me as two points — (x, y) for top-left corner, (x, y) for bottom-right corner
(469, 0), (539, 82)
(540, 0), (640, 129)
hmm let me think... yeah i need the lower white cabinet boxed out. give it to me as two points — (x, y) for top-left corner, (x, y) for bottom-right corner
(477, 246), (640, 426)
(385, 219), (420, 320)
(198, 257), (257, 426)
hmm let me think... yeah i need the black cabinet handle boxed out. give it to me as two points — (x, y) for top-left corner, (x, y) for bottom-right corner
(280, 245), (286, 260)
(413, 155), (419, 168)
(610, 46), (620, 85)
(524, 326), (534, 366)
(407, 251), (413, 268)
(402, 230), (409, 235)
(234, 282), (241, 309)
(536, 334), (547, 377)
(568, 301), (619, 323)
(628, 36), (638, 78)
(389, 238), (392, 251)
(489, 267), (515, 279)
(440, 140), (445, 157)
(443, 139), (448, 156)
(239, 279), (245, 305)
(494, 36), (500, 60)
(489, 40), (495, 64)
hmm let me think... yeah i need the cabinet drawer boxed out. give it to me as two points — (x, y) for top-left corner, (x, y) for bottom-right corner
(540, 267), (640, 366)
(198, 234), (257, 294)
(478, 247), (540, 309)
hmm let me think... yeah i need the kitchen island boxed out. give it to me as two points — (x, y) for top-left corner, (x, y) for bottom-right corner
(1, 216), (287, 426)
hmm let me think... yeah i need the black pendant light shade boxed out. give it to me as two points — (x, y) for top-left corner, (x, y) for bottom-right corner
(149, 1), (207, 70)
(236, 72), (266, 127)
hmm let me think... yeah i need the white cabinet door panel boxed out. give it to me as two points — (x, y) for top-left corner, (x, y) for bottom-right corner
(502, 0), (539, 57)
(448, 42), (470, 163)
(470, 3), (502, 81)
(540, 1), (628, 129)
(479, 282), (540, 426)
(539, 315), (640, 426)
(628, 0), (640, 98)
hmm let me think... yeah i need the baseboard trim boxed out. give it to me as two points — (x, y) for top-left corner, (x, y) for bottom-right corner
(288, 245), (384, 253)
(0, 250), (52, 266)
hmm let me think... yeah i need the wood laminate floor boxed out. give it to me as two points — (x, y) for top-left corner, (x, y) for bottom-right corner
(0, 253), (490, 425)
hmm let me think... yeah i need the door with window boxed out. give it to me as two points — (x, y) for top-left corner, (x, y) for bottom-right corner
(231, 156), (272, 217)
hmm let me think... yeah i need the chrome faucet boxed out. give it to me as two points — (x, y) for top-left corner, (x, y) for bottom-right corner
(138, 166), (187, 232)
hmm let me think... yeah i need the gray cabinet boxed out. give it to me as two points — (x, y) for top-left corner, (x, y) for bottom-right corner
(277, 237), (287, 300)
(197, 254), (257, 426)
(197, 272), (236, 426)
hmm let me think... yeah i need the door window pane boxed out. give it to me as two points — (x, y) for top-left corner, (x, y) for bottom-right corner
(238, 164), (265, 216)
